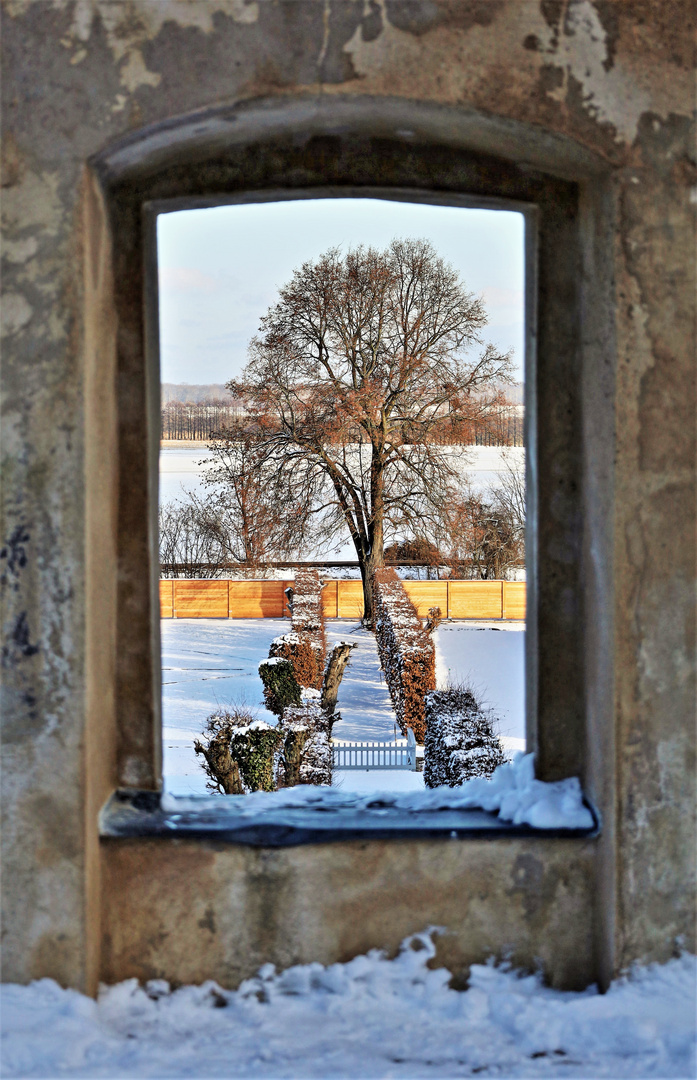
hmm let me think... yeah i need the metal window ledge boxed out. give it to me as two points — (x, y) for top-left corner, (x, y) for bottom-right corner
(100, 789), (599, 848)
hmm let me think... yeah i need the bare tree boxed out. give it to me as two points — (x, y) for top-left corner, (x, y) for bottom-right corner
(159, 424), (326, 575)
(227, 239), (511, 624)
(492, 449), (525, 553)
(158, 497), (224, 577)
(202, 427), (322, 566)
(439, 482), (524, 580)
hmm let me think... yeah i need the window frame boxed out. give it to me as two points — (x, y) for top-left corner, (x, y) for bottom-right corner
(94, 100), (614, 832)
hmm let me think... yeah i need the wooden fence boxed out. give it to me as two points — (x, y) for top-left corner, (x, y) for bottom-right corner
(160, 579), (526, 620)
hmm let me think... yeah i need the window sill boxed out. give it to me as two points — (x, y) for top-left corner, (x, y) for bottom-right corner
(100, 789), (599, 847)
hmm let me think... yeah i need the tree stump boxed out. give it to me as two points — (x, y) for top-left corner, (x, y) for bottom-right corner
(321, 642), (357, 716)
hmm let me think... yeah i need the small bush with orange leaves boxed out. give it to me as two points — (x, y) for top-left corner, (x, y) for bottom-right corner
(269, 568), (326, 689)
(373, 568), (436, 744)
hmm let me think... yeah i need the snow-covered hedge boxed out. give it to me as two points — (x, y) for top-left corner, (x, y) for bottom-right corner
(270, 568), (326, 689)
(258, 656), (301, 716)
(373, 568), (435, 743)
(423, 685), (505, 788)
(195, 693), (334, 795)
(275, 696), (333, 788)
(194, 712), (282, 794)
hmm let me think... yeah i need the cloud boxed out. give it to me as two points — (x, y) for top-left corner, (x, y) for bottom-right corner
(158, 266), (217, 292)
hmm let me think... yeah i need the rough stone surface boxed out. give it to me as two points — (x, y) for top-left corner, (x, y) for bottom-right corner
(100, 836), (596, 992)
(1, 0), (694, 992)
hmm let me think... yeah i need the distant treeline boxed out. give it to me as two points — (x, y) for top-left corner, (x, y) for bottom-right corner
(161, 383), (234, 404)
(470, 408), (524, 446)
(161, 399), (524, 444)
(161, 400), (246, 440)
(160, 383), (525, 444)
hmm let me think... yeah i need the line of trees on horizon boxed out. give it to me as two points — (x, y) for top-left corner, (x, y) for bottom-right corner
(160, 398), (524, 445)
(161, 400), (246, 441)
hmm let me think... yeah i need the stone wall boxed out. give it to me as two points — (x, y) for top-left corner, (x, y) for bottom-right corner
(2, 0), (694, 993)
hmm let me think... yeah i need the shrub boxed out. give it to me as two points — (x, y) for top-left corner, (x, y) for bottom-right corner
(270, 568), (326, 689)
(195, 692), (336, 795)
(258, 657), (301, 716)
(194, 707), (282, 794)
(384, 537), (441, 565)
(373, 568), (435, 743)
(423, 684), (505, 788)
(275, 698), (334, 788)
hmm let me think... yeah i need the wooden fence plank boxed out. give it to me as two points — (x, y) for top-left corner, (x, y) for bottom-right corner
(174, 580), (229, 618)
(337, 580), (364, 619)
(401, 581), (448, 617)
(227, 580), (288, 618)
(448, 580), (503, 619)
(321, 579), (339, 619)
(161, 579), (525, 621)
(159, 580), (174, 619)
(503, 581), (526, 620)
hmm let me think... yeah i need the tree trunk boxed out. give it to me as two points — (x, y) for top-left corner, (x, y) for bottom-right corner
(360, 552), (381, 627)
(278, 727), (308, 788)
(193, 735), (245, 794)
(361, 451), (385, 627)
(321, 642), (357, 716)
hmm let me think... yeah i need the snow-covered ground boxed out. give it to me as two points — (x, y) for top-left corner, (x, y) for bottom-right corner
(161, 619), (425, 795)
(160, 445), (525, 505)
(3, 931), (694, 1079)
(162, 619), (524, 795)
(162, 618), (287, 796)
(324, 622), (426, 794)
(434, 622), (526, 751)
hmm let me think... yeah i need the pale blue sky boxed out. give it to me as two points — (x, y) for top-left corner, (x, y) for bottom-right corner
(157, 198), (525, 385)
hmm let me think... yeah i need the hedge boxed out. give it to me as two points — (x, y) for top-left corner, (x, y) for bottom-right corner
(269, 568), (326, 689)
(275, 696), (334, 788)
(423, 686), (505, 788)
(373, 568), (435, 743)
(194, 712), (282, 794)
(258, 657), (301, 716)
(195, 696), (334, 794)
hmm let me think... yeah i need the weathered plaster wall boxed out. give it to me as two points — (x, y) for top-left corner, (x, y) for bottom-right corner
(101, 836), (596, 992)
(2, 0), (694, 992)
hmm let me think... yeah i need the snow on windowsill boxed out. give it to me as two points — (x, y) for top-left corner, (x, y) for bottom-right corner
(157, 754), (594, 831)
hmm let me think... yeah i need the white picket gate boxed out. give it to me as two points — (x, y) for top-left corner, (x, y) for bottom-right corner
(332, 728), (417, 771)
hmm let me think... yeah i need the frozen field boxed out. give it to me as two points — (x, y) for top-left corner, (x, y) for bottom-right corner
(160, 444), (524, 504)
(3, 931), (694, 1079)
(162, 618), (524, 795)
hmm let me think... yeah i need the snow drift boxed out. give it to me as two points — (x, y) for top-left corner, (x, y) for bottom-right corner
(2, 930), (694, 1079)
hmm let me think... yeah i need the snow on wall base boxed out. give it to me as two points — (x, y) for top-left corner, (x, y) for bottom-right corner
(449, 752), (595, 830)
(2, 931), (694, 1079)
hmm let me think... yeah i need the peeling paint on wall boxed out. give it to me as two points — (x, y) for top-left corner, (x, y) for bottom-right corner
(1, 0), (694, 992)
